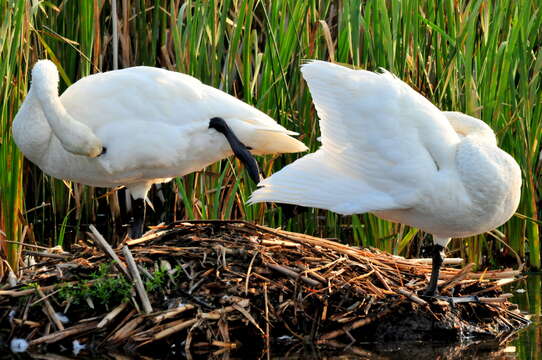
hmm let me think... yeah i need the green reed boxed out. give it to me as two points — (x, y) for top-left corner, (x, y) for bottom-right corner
(0, 0), (540, 273)
(0, 0), (29, 274)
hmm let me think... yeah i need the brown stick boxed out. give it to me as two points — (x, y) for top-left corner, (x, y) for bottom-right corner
(29, 321), (100, 345)
(266, 263), (321, 287)
(372, 266), (393, 291)
(12, 318), (41, 327)
(152, 304), (195, 323)
(88, 225), (130, 279)
(479, 294), (513, 304)
(125, 230), (168, 246)
(0, 282), (76, 297)
(470, 277), (525, 296)
(23, 250), (71, 260)
(36, 287), (64, 331)
(201, 299), (250, 320)
(151, 318), (198, 342)
(440, 263), (475, 291)
(97, 302), (129, 328)
(122, 246), (153, 313)
(108, 315), (146, 343)
(134, 317), (198, 343)
(395, 288), (428, 306)
(244, 250), (259, 295)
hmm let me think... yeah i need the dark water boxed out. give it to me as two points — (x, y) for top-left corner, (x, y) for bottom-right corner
(508, 273), (542, 360)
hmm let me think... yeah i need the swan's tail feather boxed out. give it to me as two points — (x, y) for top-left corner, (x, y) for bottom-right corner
(30, 60), (103, 157)
(248, 151), (401, 215)
(225, 118), (308, 155)
(251, 129), (308, 154)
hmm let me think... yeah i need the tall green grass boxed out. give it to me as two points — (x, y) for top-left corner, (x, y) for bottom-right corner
(0, 0), (540, 273)
(0, 0), (29, 274)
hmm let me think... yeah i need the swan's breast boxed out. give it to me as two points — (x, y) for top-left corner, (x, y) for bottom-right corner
(454, 137), (521, 232)
(373, 138), (521, 238)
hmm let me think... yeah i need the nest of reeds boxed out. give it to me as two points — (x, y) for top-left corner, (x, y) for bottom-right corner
(0, 221), (530, 357)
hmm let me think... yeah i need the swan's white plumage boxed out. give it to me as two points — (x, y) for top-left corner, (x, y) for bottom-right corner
(250, 61), (521, 240)
(13, 60), (307, 199)
(254, 151), (401, 215)
(29, 60), (103, 158)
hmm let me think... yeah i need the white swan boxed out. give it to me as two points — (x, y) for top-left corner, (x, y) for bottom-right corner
(13, 60), (307, 237)
(249, 60), (522, 297)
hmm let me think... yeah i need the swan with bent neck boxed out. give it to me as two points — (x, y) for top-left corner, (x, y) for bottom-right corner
(13, 60), (307, 237)
(250, 61), (522, 297)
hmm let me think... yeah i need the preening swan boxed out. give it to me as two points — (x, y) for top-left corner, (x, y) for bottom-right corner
(249, 60), (522, 297)
(13, 60), (308, 238)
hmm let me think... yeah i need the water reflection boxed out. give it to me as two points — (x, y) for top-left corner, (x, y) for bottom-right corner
(509, 273), (541, 360)
(271, 339), (519, 359)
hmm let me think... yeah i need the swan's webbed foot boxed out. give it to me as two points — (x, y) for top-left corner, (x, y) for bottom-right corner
(130, 197), (146, 239)
(209, 117), (262, 184)
(421, 244), (445, 298)
(434, 295), (480, 306)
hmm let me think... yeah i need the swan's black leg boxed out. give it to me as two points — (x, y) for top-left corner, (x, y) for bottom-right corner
(280, 203), (309, 223)
(130, 197), (146, 239)
(422, 244), (445, 297)
(420, 243), (481, 304)
(209, 117), (261, 184)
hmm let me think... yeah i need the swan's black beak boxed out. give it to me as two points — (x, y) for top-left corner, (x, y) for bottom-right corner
(99, 146), (107, 156)
(209, 117), (262, 184)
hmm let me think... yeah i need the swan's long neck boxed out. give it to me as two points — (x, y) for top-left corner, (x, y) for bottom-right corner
(14, 60), (103, 159)
(12, 85), (52, 164)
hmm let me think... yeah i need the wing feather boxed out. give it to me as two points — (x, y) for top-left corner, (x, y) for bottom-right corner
(300, 61), (460, 202)
(251, 61), (461, 213)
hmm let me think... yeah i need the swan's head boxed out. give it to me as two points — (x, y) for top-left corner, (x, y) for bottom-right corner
(77, 137), (104, 158)
(65, 136), (104, 158)
(443, 111), (497, 145)
(59, 121), (105, 158)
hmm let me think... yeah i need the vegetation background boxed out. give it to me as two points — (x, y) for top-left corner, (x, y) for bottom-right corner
(0, 0), (540, 275)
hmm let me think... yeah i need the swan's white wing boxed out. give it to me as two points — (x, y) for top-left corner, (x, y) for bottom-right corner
(305, 61), (460, 190)
(61, 66), (298, 135)
(251, 61), (460, 213)
(250, 151), (401, 215)
(59, 67), (306, 176)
